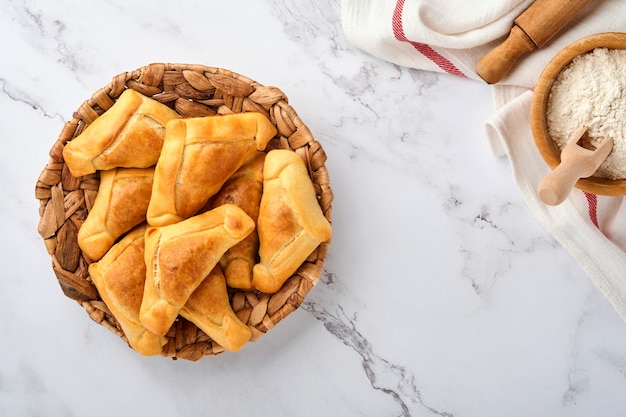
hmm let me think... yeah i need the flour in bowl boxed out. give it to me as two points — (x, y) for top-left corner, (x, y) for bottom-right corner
(547, 47), (626, 180)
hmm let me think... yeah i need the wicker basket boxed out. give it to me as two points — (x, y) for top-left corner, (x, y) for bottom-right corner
(35, 63), (333, 361)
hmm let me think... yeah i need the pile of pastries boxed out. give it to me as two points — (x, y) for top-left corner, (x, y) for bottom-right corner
(63, 89), (332, 356)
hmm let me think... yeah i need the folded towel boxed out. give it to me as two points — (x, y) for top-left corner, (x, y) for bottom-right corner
(341, 0), (626, 320)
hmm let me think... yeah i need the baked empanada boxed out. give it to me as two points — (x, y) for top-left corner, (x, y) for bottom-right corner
(146, 112), (276, 227)
(63, 89), (180, 177)
(207, 152), (265, 289)
(78, 167), (153, 261)
(252, 149), (332, 294)
(140, 204), (255, 336)
(88, 225), (166, 356)
(180, 266), (252, 352)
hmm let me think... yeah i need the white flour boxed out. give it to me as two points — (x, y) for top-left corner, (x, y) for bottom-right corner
(546, 47), (626, 180)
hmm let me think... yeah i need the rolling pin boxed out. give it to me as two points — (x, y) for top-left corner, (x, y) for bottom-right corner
(475, 0), (591, 84)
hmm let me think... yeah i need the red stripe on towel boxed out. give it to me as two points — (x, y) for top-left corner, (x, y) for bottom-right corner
(392, 0), (467, 78)
(584, 192), (599, 228)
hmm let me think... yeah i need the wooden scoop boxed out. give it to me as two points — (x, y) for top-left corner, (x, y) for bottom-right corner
(538, 126), (613, 206)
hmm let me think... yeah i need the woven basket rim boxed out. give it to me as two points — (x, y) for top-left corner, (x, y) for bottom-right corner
(35, 63), (333, 361)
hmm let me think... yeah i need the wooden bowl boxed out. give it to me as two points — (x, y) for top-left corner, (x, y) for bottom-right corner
(530, 32), (626, 196)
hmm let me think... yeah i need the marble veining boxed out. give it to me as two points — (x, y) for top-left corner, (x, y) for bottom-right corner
(304, 272), (453, 417)
(2, 0), (626, 416)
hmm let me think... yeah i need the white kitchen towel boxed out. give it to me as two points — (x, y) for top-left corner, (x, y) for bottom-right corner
(341, 0), (626, 321)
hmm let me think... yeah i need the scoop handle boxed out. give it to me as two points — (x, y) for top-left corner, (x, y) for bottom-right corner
(475, 26), (537, 84)
(537, 157), (587, 206)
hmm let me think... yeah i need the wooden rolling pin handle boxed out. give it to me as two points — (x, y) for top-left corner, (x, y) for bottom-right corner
(537, 158), (586, 206)
(475, 26), (537, 84)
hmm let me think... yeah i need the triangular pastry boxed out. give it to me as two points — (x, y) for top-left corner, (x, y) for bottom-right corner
(63, 89), (180, 177)
(78, 167), (154, 261)
(206, 152), (265, 289)
(146, 112), (277, 227)
(140, 204), (255, 336)
(88, 225), (166, 356)
(252, 149), (332, 294)
(180, 265), (252, 352)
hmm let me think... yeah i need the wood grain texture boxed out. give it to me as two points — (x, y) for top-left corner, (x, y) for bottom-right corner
(531, 33), (626, 197)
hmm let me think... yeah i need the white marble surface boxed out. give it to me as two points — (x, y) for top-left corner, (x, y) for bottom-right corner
(2, 0), (626, 416)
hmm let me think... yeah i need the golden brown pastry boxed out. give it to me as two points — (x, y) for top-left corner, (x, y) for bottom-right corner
(63, 89), (180, 177)
(180, 266), (252, 352)
(88, 225), (166, 356)
(252, 149), (332, 294)
(78, 167), (154, 261)
(207, 152), (265, 289)
(140, 204), (255, 336)
(146, 112), (277, 227)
